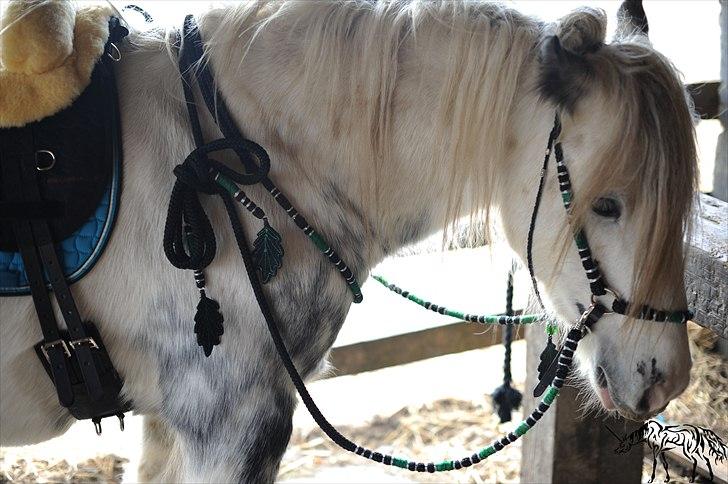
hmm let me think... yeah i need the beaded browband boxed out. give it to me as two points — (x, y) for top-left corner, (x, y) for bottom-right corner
(163, 17), (692, 475)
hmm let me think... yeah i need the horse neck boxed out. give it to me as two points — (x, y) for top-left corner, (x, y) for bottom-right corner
(199, 5), (552, 267)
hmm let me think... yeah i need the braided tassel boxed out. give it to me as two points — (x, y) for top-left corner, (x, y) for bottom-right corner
(491, 268), (522, 423)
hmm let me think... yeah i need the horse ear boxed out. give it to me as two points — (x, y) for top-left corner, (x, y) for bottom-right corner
(538, 8), (606, 112)
(616, 0), (650, 39)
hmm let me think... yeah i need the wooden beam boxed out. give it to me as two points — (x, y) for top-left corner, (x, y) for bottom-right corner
(687, 81), (721, 120)
(520, 325), (645, 484)
(686, 194), (727, 339)
(327, 322), (519, 377)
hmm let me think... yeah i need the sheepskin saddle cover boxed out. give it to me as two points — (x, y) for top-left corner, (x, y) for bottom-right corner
(0, 0), (120, 127)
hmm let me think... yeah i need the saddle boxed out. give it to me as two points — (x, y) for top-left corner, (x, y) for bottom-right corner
(0, 1), (131, 432)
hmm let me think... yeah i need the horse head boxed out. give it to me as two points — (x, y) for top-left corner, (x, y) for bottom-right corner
(503, 3), (694, 420)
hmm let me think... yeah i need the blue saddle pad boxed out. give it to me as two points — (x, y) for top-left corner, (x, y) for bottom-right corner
(0, 160), (121, 296)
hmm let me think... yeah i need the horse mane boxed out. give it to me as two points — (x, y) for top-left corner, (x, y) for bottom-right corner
(202, 0), (544, 244)
(136, 2), (696, 313)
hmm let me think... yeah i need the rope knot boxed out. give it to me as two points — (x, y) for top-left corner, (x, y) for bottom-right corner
(174, 154), (218, 195)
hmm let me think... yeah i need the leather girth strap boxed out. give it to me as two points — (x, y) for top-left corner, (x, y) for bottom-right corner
(0, 128), (131, 427)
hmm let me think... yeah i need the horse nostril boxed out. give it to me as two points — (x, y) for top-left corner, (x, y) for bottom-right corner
(637, 390), (650, 414)
(596, 366), (608, 388)
(635, 382), (669, 417)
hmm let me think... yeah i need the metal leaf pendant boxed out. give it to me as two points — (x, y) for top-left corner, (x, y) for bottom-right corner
(253, 219), (284, 283)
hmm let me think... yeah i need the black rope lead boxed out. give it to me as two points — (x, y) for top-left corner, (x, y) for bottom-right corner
(526, 113), (561, 312)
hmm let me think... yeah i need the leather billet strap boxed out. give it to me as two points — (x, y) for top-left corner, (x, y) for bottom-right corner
(1, 145), (75, 406)
(0, 126), (104, 406)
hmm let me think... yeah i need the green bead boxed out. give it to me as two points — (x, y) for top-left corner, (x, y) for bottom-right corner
(515, 422), (530, 436)
(546, 323), (558, 336)
(436, 461), (454, 471)
(308, 232), (329, 252)
(668, 312), (684, 323)
(479, 446), (496, 459)
(392, 458), (408, 469)
(450, 310), (465, 320)
(215, 173), (239, 196)
(543, 386), (559, 405)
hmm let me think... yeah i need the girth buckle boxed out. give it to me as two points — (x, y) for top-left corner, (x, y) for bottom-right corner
(69, 337), (99, 351)
(41, 339), (71, 360)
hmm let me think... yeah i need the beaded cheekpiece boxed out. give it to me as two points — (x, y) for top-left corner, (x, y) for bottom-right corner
(162, 17), (693, 474)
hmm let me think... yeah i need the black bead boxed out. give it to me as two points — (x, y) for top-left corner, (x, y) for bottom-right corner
(471, 453), (481, 464)
(454, 461), (462, 470)
(363, 449), (372, 459)
(383, 455), (392, 465)
(612, 299), (628, 314)
(427, 463), (435, 473)
(416, 463), (425, 472)
(373, 452), (383, 463)
(408, 462), (416, 471)
(462, 458), (472, 467)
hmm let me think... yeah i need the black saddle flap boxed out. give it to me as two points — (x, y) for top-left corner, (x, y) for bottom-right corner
(0, 60), (118, 252)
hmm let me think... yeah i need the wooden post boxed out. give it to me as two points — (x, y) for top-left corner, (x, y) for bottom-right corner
(520, 325), (644, 484)
(713, 0), (727, 201)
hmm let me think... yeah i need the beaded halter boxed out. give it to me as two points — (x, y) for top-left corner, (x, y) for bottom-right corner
(163, 17), (692, 474)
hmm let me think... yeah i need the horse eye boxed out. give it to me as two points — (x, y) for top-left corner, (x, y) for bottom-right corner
(592, 197), (621, 219)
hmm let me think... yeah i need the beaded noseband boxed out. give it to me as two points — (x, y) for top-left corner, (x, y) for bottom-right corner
(163, 18), (692, 474)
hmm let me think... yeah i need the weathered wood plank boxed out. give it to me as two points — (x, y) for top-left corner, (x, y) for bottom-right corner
(686, 194), (728, 339)
(328, 322), (519, 377)
(520, 325), (644, 484)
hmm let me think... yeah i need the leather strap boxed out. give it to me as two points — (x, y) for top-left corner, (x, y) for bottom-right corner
(17, 139), (104, 401)
(0, 130), (75, 406)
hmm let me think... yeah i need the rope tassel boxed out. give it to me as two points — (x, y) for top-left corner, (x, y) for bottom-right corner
(491, 269), (523, 423)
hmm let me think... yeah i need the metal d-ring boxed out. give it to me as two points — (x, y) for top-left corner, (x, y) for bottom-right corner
(590, 287), (620, 315)
(35, 150), (56, 171)
(107, 43), (122, 61)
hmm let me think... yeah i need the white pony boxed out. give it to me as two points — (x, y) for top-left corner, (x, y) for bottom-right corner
(1, 1), (697, 482)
